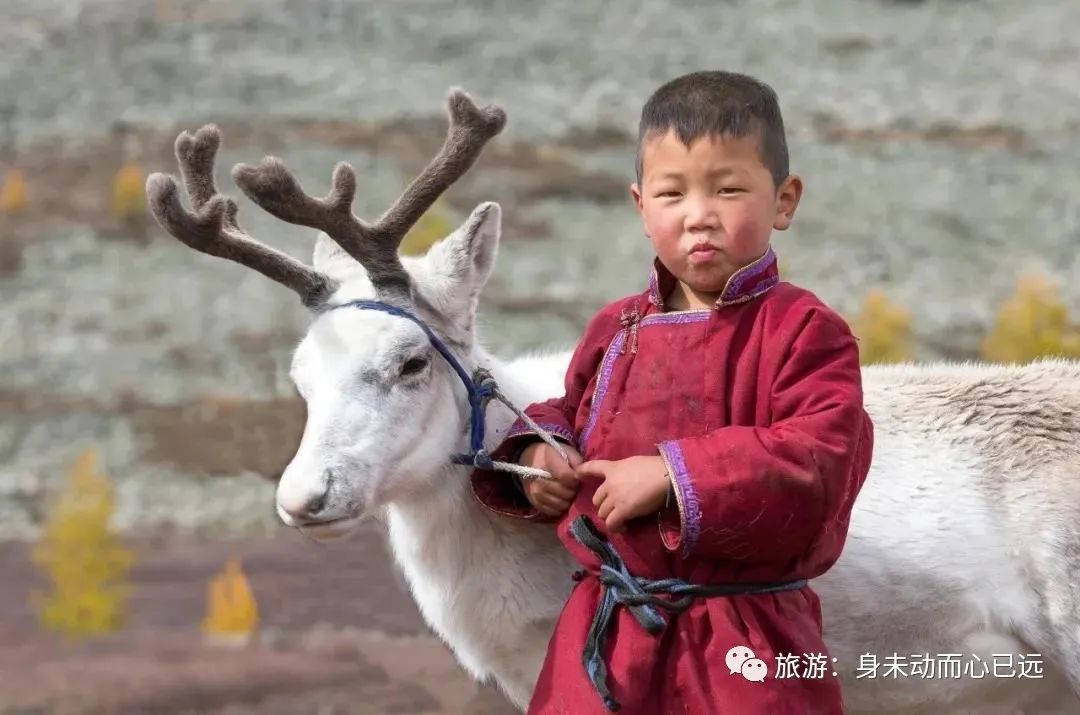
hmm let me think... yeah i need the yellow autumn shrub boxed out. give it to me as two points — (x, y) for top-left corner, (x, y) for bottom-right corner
(32, 448), (134, 638)
(400, 203), (454, 256)
(982, 274), (1080, 363)
(202, 557), (259, 639)
(111, 162), (146, 220)
(0, 167), (28, 214)
(851, 289), (914, 365)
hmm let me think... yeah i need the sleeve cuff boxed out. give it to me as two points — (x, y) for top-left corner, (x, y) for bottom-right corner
(504, 419), (578, 447)
(468, 422), (576, 523)
(657, 440), (701, 557)
(470, 468), (548, 521)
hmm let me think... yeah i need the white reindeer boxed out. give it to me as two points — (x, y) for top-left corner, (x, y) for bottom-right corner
(146, 90), (1080, 714)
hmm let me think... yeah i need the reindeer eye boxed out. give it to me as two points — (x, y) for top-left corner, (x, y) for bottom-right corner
(401, 356), (429, 377)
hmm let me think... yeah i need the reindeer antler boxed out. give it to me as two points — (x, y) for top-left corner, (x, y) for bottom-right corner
(231, 87), (506, 304)
(146, 125), (336, 309)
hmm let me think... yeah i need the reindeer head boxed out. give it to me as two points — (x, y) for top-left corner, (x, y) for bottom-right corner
(147, 89), (506, 540)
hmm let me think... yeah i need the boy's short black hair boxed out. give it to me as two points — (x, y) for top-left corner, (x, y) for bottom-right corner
(635, 71), (789, 188)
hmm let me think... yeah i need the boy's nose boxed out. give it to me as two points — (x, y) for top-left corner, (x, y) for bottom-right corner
(684, 200), (719, 230)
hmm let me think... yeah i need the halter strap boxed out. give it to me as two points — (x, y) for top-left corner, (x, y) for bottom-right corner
(331, 299), (496, 468)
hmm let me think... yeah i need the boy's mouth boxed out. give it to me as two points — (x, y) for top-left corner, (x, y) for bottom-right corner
(688, 242), (720, 261)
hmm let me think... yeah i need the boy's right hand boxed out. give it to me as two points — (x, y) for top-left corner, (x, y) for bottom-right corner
(518, 442), (582, 517)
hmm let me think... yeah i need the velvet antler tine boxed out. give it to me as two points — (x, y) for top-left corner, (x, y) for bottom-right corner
(370, 87), (506, 242)
(174, 124), (222, 211)
(145, 125), (335, 309)
(230, 156), (414, 298)
(231, 87), (504, 304)
(230, 156), (350, 228)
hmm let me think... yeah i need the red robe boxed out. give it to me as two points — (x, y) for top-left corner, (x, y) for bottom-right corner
(472, 248), (874, 714)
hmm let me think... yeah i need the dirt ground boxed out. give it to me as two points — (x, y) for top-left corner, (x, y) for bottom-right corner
(0, 524), (519, 715)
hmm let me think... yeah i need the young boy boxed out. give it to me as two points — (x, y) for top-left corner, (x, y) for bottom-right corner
(471, 70), (873, 714)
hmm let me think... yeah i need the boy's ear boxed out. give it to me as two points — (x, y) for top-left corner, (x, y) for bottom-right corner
(773, 174), (803, 231)
(630, 183), (644, 213)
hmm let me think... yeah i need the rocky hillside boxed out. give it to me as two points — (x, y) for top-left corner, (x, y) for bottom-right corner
(1, 0), (1078, 538)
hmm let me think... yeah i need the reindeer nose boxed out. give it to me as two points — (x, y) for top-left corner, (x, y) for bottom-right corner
(278, 470), (332, 522)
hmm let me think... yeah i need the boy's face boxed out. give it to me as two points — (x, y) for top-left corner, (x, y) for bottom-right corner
(631, 130), (802, 303)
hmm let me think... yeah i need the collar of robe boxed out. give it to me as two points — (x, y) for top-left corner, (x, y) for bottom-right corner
(647, 245), (780, 311)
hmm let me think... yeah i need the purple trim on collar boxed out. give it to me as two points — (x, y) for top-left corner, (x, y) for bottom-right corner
(640, 311), (711, 326)
(646, 247), (780, 310)
(717, 246), (779, 307)
(647, 269), (664, 308)
(647, 260), (675, 308)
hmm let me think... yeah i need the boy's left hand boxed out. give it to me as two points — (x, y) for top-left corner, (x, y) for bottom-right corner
(578, 455), (670, 533)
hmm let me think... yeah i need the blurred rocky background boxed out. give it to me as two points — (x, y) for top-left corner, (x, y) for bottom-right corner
(1, 0), (1078, 712)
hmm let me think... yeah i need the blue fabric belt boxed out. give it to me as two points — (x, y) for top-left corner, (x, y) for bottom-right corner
(568, 515), (808, 712)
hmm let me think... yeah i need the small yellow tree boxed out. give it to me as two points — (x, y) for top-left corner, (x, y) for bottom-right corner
(110, 161), (146, 221)
(982, 274), (1080, 364)
(202, 557), (259, 644)
(851, 289), (914, 364)
(32, 448), (134, 638)
(0, 167), (28, 215)
(400, 203), (454, 256)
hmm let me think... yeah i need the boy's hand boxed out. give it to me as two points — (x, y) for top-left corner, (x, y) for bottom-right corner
(579, 456), (670, 533)
(518, 442), (583, 517)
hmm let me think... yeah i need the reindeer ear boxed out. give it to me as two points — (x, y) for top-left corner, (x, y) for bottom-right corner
(441, 202), (500, 292)
(312, 232), (363, 280)
(421, 202), (500, 333)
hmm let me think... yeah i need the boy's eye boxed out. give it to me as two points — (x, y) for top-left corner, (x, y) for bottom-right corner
(718, 188), (744, 195)
(657, 191), (682, 198)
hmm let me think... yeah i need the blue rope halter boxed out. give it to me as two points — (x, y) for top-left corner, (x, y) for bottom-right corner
(330, 299), (498, 469)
